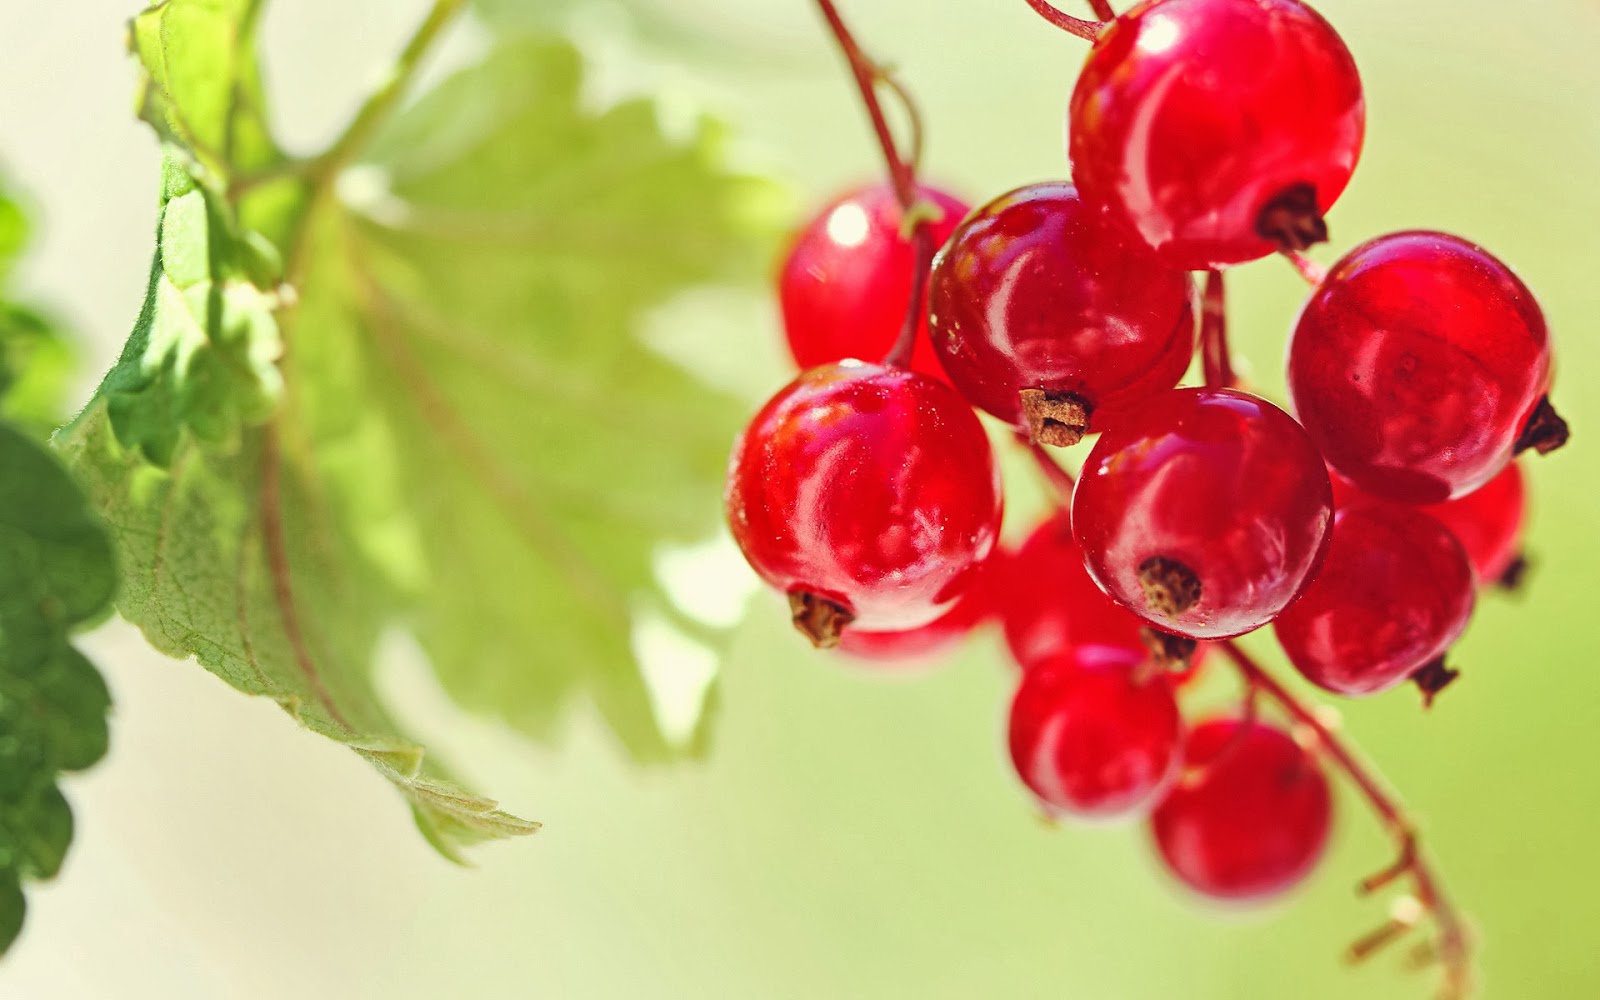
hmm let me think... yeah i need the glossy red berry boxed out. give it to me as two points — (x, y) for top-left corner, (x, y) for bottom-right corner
(839, 556), (996, 662)
(1001, 511), (1155, 664)
(726, 361), (1003, 646)
(1008, 645), (1182, 819)
(779, 183), (969, 380)
(1288, 231), (1556, 503)
(1421, 462), (1527, 585)
(1072, 388), (1333, 639)
(1069, 0), (1364, 270)
(1274, 503), (1475, 696)
(1150, 718), (1332, 901)
(928, 182), (1194, 444)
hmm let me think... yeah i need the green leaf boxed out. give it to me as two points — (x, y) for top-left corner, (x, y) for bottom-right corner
(342, 37), (767, 757)
(63, 2), (777, 855)
(0, 420), (115, 954)
(0, 176), (77, 439)
(130, 0), (279, 179)
(96, 158), (285, 467)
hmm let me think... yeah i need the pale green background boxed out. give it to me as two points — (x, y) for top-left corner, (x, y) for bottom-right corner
(0, 0), (1596, 997)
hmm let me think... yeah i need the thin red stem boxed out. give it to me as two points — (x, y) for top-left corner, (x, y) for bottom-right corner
(1199, 269), (1236, 389)
(1085, 0), (1117, 20)
(1024, 436), (1078, 502)
(1284, 249), (1328, 286)
(1023, 0), (1105, 39)
(813, 0), (933, 369)
(1218, 641), (1472, 999)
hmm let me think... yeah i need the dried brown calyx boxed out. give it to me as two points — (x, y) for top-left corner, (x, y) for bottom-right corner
(1140, 626), (1198, 670)
(1496, 553), (1529, 592)
(1513, 395), (1569, 456)
(1019, 389), (1091, 447)
(1255, 182), (1328, 252)
(1411, 656), (1460, 708)
(1137, 556), (1201, 617)
(788, 591), (855, 649)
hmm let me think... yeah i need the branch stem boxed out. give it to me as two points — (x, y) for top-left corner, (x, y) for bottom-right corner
(812, 0), (933, 370)
(1284, 249), (1328, 286)
(1024, 436), (1078, 501)
(1199, 269), (1235, 389)
(315, 0), (466, 182)
(1218, 641), (1472, 999)
(1023, 0), (1105, 40)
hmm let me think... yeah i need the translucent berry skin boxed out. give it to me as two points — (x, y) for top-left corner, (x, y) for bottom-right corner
(839, 556), (996, 662)
(779, 183), (969, 380)
(1288, 231), (1551, 503)
(726, 361), (1003, 632)
(1331, 462), (1527, 586)
(928, 182), (1194, 433)
(1150, 719), (1332, 901)
(1274, 504), (1475, 696)
(1069, 0), (1364, 270)
(1422, 462), (1526, 584)
(1001, 511), (1154, 666)
(1072, 388), (1333, 639)
(1008, 645), (1182, 819)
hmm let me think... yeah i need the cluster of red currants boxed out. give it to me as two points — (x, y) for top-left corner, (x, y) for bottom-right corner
(726, 0), (1566, 908)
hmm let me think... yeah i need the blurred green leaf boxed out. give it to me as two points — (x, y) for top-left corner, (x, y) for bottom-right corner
(62, 0), (777, 856)
(0, 419), (115, 954)
(130, 0), (279, 178)
(0, 177), (76, 440)
(345, 37), (764, 756)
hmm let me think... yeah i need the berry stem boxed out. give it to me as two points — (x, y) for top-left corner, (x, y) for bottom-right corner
(1284, 249), (1329, 286)
(1023, 0), (1106, 39)
(1024, 436), (1078, 501)
(1085, 0), (1117, 20)
(1217, 640), (1472, 999)
(811, 0), (934, 370)
(1199, 269), (1236, 389)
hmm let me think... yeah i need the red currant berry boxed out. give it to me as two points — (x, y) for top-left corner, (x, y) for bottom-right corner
(928, 182), (1194, 445)
(1072, 388), (1333, 639)
(1001, 511), (1154, 666)
(1273, 503), (1475, 697)
(1069, 0), (1364, 269)
(1288, 231), (1557, 503)
(1150, 718), (1332, 901)
(1421, 462), (1527, 586)
(779, 183), (969, 380)
(1331, 462), (1528, 587)
(1009, 644), (1182, 819)
(726, 361), (1003, 646)
(838, 556), (996, 662)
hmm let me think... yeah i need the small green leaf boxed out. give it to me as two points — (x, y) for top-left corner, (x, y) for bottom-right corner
(97, 162), (285, 466)
(130, 0), (279, 179)
(0, 420), (116, 954)
(0, 175), (77, 439)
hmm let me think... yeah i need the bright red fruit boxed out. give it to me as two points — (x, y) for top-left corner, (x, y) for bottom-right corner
(1069, 0), (1364, 270)
(1008, 645), (1182, 819)
(1001, 511), (1153, 664)
(1150, 719), (1332, 901)
(725, 361), (1003, 646)
(1331, 462), (1528, 587)
(1422, 462), (1527, 585)
(838, 556), (996, 662)
(779, 183), (969, 380)
(1274, 504), (1475, 696)
(1072, 388), (1333, 639)
(928, 182), (1194, 444)
(1288, 231), (1555, 503)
